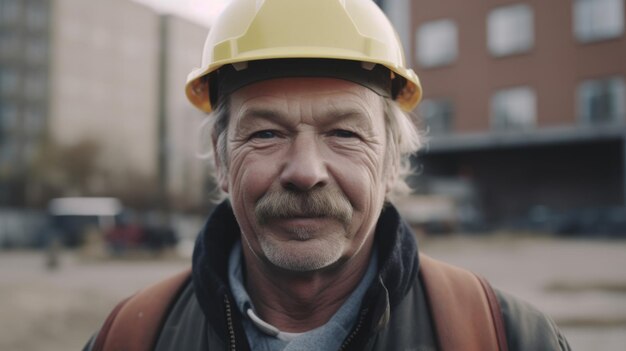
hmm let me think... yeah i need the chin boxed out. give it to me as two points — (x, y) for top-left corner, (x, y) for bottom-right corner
(259, 237), (345, 272)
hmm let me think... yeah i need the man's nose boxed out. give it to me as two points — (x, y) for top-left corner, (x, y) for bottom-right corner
(279, 135), (329, 191)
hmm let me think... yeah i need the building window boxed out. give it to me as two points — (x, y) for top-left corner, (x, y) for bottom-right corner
(0, 0), (21, 26)
(0, 139), (18, 166)
(24, 105), (45, 136)
(419, 98), (454, 135)
(490, 86), (537, 131)
(25, 36), (47, 64)
(0, 67), (20, 96)
(487, 4), (534, 57)
(23, 70), (46, 100)
(577, 76), (625, 125)
(0, 102), (18, 132)
(0, 32), (21, 60)
(25, 1), (48, 32)
(416, 19), (458, 68)
(23, 140), (40, 163)
(574, 0), (624, 42)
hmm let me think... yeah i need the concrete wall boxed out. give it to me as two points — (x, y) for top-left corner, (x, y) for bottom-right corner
(47, 0), (212, 210)
(162, 15), (210, 210)
(49, 0), (160, 183)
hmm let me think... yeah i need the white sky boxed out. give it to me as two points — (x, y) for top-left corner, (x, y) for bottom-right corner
(131, 0), (230, 27)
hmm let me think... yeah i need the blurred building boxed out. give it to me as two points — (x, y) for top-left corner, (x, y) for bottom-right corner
(404, 0), (626, 228)
(162, 15), (212, 211)
(0, 0), (50, 205)
(49, 0), (161, 203)
(0, 0), (210, 211)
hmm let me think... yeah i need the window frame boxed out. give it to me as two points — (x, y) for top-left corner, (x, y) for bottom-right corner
(490, 86), (538, 132)
(415, 19), (459, 69)
(418, 98), (455, 136)
(573, 0), (625, 43)
(487, 3), (535, 57)
(576, 76), (626, 126)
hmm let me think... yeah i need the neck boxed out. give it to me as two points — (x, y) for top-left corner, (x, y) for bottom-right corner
(242, 239), (374, 333)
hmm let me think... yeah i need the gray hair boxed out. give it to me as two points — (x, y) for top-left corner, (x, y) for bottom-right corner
(198, 97), (422, 201)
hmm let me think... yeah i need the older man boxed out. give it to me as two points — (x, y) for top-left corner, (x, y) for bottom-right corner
(86, 0), (570, 350)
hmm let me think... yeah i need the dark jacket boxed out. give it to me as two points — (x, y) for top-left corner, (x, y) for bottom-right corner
(87, 201), (571, 351)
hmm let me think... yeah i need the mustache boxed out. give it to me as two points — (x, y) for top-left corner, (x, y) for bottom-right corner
(255, 187), (353, 226)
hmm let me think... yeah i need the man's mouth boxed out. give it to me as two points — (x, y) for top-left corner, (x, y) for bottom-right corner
(270, 215), (329, 225)
(276, 213), (325, 219)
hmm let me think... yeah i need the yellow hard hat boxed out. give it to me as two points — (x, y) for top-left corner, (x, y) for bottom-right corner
(185, 0), (422, 112)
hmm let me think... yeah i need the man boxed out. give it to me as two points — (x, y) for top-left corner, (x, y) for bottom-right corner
(86, 0), (570, 350)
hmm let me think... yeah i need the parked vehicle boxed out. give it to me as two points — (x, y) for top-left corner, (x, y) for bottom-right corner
(46, 197), (122, 247)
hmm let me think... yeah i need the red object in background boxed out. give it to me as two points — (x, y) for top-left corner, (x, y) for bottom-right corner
(105, 224), (145, 249)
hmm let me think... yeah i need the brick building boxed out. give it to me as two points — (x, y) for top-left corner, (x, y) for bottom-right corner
(394, 0), (626, 229)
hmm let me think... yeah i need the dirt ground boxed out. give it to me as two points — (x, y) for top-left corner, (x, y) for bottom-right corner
(0, 252), (189, 351)
(1, 235), (625, 351)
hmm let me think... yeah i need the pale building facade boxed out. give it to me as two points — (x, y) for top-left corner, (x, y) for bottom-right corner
(162, 15), (211, 211)
(1, 0), (211, 210)
(49, 0), (161, 189)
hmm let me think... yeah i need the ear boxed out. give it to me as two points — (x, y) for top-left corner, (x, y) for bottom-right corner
(212, 138), (229, 193)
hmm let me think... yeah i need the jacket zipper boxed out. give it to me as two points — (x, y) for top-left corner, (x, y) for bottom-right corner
(224, 294), (237, 351)
(338, 308), (369, 351)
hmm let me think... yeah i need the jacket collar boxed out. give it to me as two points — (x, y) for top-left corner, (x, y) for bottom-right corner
(191, 200), (419, 345)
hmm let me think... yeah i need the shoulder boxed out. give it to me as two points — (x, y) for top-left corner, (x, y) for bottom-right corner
(495, 289), (571, 351)
(83, 270), (208, 351)
(154, 281), (210, 351)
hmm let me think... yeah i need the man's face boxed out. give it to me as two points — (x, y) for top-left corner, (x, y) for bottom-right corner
(220, 77), (391, 272)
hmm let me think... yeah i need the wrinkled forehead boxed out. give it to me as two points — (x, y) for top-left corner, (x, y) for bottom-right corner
(228, 77), (385, 125)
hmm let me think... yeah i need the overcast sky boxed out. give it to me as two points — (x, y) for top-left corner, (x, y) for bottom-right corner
(131, 0), (230, 27)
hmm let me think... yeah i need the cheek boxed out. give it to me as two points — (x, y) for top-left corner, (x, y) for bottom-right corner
(228, 150), (278, 205)
(327, 148), (387, 210)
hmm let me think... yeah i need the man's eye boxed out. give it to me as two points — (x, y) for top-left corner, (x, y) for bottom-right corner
(250, 130), (277, 139)
(330, 130), (358, 138)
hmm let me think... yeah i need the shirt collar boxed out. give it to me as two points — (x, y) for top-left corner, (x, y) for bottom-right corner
(227, 240), (378, 341)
